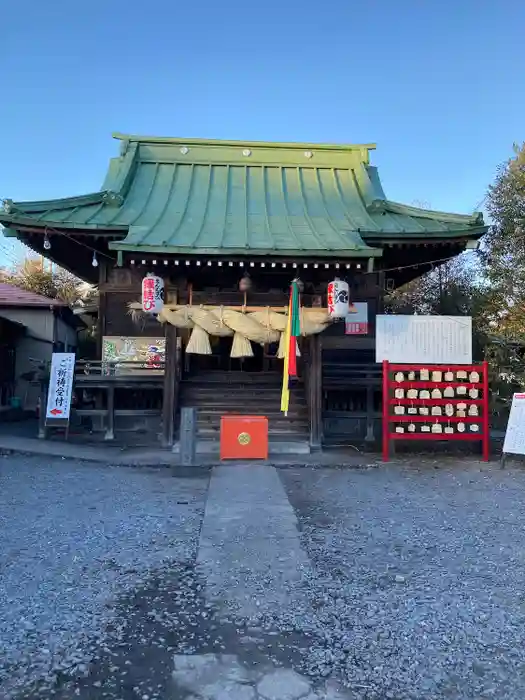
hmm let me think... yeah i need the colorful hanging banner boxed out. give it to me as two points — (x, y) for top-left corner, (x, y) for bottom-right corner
(288, 281), (300, 377)
(281, 281), (301, 415)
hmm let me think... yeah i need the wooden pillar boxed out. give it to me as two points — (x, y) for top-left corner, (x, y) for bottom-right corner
(105, 385), (115, 441)
(96, 292), (106, 359)
(377, 271), (386, 313)
(309, 334), (322, 449)
(365, 370), (375, 442)
(97, 261), (108, 360)
(162, 322), (178, 448)
(38, 385), (47, 439)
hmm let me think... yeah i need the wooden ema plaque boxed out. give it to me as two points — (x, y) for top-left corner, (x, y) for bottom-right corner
(382, 361), (490, 462)
(220, 415), (269, 460)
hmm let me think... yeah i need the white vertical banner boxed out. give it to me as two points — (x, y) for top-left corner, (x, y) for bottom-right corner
(45, 353), (76, 423)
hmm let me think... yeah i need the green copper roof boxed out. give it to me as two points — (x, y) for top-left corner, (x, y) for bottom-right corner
(0, 134), (487, 258)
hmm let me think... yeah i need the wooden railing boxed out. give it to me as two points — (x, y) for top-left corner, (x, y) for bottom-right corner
(322, 361), (382, 388)
(322, 362), (382, 446)
(67, 360), (165, 442)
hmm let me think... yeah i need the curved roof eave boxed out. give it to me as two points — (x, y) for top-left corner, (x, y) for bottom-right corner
(367, 198), (484, 227)
(107, 241), (384, 258)
(362, 225), (488, 240)
(0, 213), (127, 232)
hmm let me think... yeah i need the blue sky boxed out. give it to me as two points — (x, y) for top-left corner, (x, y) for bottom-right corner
(1, 0), (523, 263)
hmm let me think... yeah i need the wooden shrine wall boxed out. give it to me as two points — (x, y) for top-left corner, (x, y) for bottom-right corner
(97, 262), (386, 448)
(99, 266), (169, 343)
(320, 282), (383, 448)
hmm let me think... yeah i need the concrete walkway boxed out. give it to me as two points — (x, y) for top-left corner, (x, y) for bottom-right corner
(197, 465), (312, 620)
(171, 653), (347, 699)
(172, 464), (348, 698)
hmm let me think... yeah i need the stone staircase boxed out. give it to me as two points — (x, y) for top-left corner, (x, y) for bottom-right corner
(175, 370), (310, 455)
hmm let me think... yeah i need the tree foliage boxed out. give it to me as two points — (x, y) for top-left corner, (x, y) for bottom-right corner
(385, 256), (482, 317)
(0, 258), (96, 306)
(477, 144), (525, 420)
(387, 144), (525, 343)
(483, 142), (525, 340)
(385, 255), (490, 362)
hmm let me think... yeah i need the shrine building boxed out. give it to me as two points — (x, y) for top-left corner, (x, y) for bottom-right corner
(0, 133), (487, 452)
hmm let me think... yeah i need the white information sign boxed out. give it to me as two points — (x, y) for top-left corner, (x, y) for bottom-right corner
(502, 393), (525, 456)
(375, 315), (472, 364)
(45, 353), (76, 422)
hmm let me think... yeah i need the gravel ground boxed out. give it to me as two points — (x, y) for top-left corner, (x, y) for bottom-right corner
(4, 454), (525, 699)
(0, 455), (209, 699)
(280, 459), (525, 699)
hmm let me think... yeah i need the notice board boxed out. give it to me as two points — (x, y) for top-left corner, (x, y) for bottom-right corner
(502, 393), (525, 456)
(45, 352), (75, 426)
(375, 315), (472, 365)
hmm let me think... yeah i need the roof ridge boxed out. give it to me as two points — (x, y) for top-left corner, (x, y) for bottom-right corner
(112, 132), (377, 153)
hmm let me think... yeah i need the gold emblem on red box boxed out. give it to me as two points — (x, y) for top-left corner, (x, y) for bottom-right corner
(238, 432), (251, 445)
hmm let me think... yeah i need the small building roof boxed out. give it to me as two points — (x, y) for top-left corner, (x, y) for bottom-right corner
(0, 134), (487, 260)
(0, 282), (64, 308)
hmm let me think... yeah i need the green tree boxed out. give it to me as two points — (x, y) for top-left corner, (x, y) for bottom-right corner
(385, 255), (490, 361)
(483, 142), (525, 340)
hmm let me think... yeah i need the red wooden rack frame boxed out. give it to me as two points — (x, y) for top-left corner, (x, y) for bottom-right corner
(382, 360), (490, 462)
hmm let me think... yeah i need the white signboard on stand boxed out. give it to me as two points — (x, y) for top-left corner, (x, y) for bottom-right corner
(375, 315), (472, 364)
(502, 393), (525, 456)
(45, 353), (76, 425)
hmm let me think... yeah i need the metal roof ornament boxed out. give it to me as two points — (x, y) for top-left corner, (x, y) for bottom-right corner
(102, 190), (124, 207)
